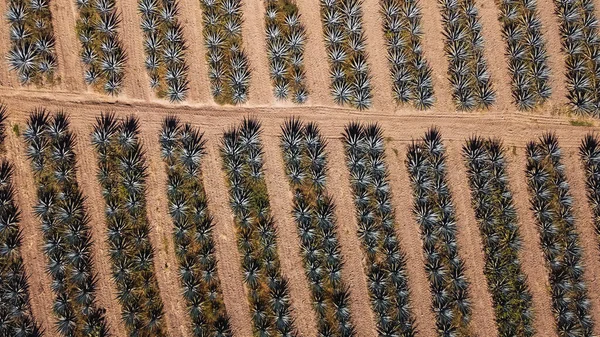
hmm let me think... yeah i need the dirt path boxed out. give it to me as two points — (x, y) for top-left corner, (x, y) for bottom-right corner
(563, 147), (600, 337)
(294, 0), (330, 106)
(4, 118), (58, 336)
(384, 140), (438, 337)
(50, 0), (85, 92)
(361, 0), (395, 112)
(240, 0), (272, 106)
(72, 125), (128, 337)
(114, 0), (152, 101)
(261, 127), (319, 337)
(140, 121), (193, 337)
(326, 139), (378, 336)
(418, 0), (454, 110)
(476, 0), (513, 112)
(536, 0), (568, 108)
(176, 0), (212, 104)
(506, 146), (558, 337)
(445, 141), (498, 337)
(201, 132), (255, 337)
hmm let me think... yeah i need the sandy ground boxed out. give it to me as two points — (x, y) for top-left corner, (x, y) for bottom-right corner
(50, 0), (85, 92)
(4, 121), (58, 337)
(563, 147), (600, 337)
(261, 124), (318, 337)
(505, 149), (557, 337)
(176, 0), (212, 103)
(361, 0), (395, 112)
(0, 0), (14, 87)
(140, 125), (194, 337)
(384, 140), (438, 337)
(535, 0), (569, 107)
(240, 0), (273, 106)
(294, 0), (331, 106)
(114, 0), (152, 101)
(476, 0), (513, 111)
(0, 89), (599, 337)
(326, 140), (379, 336)
(202, 132), (255, 337)
(73, 126), (129, 337)
(445, 141), (498, 337)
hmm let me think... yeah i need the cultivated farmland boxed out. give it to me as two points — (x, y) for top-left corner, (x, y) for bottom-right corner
(0, 1), (599, 337)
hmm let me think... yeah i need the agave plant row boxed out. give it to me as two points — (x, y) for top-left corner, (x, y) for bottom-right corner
(76, 0), (127, 94)
(201, 0), (251, 104)
(264, 0), (309, 103)
(463, 137), (534, 336)
(380, 0), (434, 109)
(281, 118), (355, 336)
(342, 123), (417, 336)
(91, 114), (168, 336)
(0, 107), (44, 337)
(552, 0), (600, 115)
(320, 0), (373, 110)
(525, 134), (594, 336)
(221, 118), (297, 336)
(580, 133), (600, 259)
(24, 110), (110, 337)
(406, 128), (473, 336)
(159, 117), (233, 336)
(6, 0), (57, 84)
(139, 0), (189, 102)
(439, 0), (495, 110)
(497, 0), (551, 110)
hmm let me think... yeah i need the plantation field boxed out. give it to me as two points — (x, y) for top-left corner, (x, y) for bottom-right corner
(1, 0), (600, 335)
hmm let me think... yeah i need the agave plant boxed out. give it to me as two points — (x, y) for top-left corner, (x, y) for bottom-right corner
(463, 137), (535, 336)
(439, 0), (495, 110)
(580, 133), (600, 257)
(552, 0), (600, 115)
(263, 1), (309, 103)
(6, 0), (57, 84)
(381, 0), (435, 109)
(406, 127), (473, 334)
(221, 117), (298, 336)
(0, 105), (44, 337)
(320, 0), (373, 109)
(280, 118), (355, 335)
(76, 0), (127, 94)
(201, 0), (251, 104)
(526, 133), (594, 336)
(342, 122), (417, 336)
(159, 116), (233, 336)
(91, 113), (168, 336)
(23, 109), (110, 337)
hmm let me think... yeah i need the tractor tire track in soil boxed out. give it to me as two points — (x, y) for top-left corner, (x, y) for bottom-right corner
(361, 0), (395, 112)
(563, 147), (600, 337)
(4, 117), (57, 336)
(294, 0), (331, 106)
(506, 145), (558, 337)
(176, 0), (212, 103)
(384, 139), (438, 337)
(114, 0), (152, 101)
(326, 139), (379, 336)
(50, 0), (85, 92)
(240, 0), (272, 106)
(445, 141), (498, 337)
(476, 0), (513, 112)
(202, 131), (255, 337)
(73, 125), (129, 337)
(536, 0), (568, 107)
(261, 127), (319, 337)
(140, 120), (194, 337)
